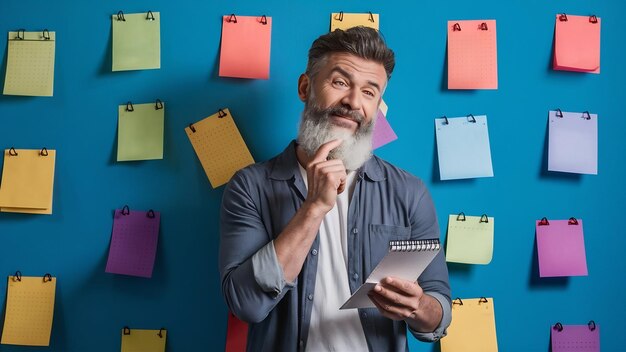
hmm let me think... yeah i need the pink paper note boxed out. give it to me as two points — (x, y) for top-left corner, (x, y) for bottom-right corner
(447, 20), (498, 89)
(554, 14), (601, 73)
(106, 208), (161, 278)
(219, 15), (272, 79)
(536, 219), (588, 277)
(552, 323), (600, 352)
(372, 109), (398, 150)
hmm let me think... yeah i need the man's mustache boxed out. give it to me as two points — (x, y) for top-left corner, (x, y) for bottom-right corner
(323, 106), (365, 124)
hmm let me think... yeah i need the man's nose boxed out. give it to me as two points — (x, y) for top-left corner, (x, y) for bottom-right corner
(340, 88), (362, 112)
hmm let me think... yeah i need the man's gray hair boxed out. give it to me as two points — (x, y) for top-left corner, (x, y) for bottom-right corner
(306, 26), (396, 81)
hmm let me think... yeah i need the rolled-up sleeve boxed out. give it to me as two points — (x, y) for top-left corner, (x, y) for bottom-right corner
(219, 170), (294, 323)
(408, 291), (452, 342)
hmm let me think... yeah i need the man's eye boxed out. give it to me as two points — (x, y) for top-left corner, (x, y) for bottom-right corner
(333, 80), (347, 87)
(363, 90), (375, 97)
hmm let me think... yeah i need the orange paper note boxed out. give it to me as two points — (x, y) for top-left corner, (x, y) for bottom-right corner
(553, 14), (601, 73)
(448, 20), (498, 89)
(219, 15), (272, 79)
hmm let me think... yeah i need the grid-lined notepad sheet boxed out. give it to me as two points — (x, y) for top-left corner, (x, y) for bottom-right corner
(1, 275), (56, 346)
(3, 31), (55, 96)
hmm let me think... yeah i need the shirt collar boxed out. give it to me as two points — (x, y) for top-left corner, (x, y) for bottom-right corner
(268, 140), (386, 182)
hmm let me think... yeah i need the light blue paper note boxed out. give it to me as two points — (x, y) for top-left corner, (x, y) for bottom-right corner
(548, 110), (598, 175)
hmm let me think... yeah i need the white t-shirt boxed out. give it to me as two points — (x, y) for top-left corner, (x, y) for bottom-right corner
(299, 165), (369, 352)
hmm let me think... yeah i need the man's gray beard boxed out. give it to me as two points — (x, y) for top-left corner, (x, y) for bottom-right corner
(296, 101), (376, 171)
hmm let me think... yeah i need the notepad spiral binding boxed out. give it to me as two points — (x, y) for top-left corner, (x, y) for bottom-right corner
(389, 239), (440, 252)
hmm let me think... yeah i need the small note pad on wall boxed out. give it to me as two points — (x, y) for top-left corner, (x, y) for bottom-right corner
(3, 30), (56, 97)
(548, 110), (598, 175)
(1, 274), (56, 346)
(447, 20), (498, 89)
(552, 322), (600, 352)
(536, 218), (588, 277)
(219, 15), (272, 79)
(117, 101), (165, 161)
(441, 297), (498, 352)
(121, 328), (167, 352)
(553, 14), (601, 73)
(185, 108), (255, 188)
(112, 11), (161, 71)
(330, 12), (379, 31)
(0, 148), (56, 215)
(435, 115), (494, 180)
(446, 213), (494, 264)
(106, 207), (161, 278)
(372, 100), (398, 150)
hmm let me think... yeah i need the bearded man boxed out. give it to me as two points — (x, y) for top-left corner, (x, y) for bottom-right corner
(219, 26), (451, 352)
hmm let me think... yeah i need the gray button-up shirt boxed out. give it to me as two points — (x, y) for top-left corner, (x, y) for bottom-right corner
(219, 141), (451, 351)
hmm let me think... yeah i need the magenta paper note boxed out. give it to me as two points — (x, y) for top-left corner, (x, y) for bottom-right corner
(372, 109), (398, 150)
(106, 208), (161, 278)
(536, 219), (588, 277)
(552, 323), (600, 352)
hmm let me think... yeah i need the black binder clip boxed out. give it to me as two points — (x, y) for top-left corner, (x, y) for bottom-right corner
(478, 297), (489, 304)
(559, 13), (568, 22)
(538, 217), (550, 226)
(588, 320), (596, 331)
(568, 217), (579, 225)
(42, 29), (51, 40)
(147, 209), (156, 219)
(13, 271), (22, 282)
(227, 14), (237, 23)
(125, 101), (134, 112)
(582, 111), (591, 120)
(441, 116), (449, 125)
(40, 147), (49, 157)
(218, 109), (227, 118)
(453, 23), (461, 31)
(155, 99), (164, 110)
(43, 273), (53, 282)
(188, 123), (196, 133)
(158, 328), (166, 338)
(456, 212), (466, 221)
(15, 29), (25, 40)
(480, 214), (489, 223)
(260, 15), (268, 25)
(467, 114), (476, 123)
(146, 11), (155, 21)
(335, 11), (344, 22)
(121, 205), (130, 216)
(554, 322), (564, 332)
(117, 11), (126, 22)
(555, 108), (563, 118)
(123, 327), (131, 335)
(368, 12), (375, 23)
(589, 15), (598, 24)
(453, 297), (463, 306)
(8, 147), (18, 156)
(480, 22), (488, 31)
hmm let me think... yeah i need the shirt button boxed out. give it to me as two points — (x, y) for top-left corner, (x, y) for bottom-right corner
(299, 340), (304, 347)
(352, 228), (358, 235)
(353, 273), (359, 280)
(362, 312), (368, 318)
(308, 294), (313, 301)
(311, 249), (318, 256)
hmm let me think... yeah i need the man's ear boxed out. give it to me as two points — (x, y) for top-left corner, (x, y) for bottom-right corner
(297, 74), (310, 102)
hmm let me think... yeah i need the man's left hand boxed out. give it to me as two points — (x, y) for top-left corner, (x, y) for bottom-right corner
(367, 277), (422, 321)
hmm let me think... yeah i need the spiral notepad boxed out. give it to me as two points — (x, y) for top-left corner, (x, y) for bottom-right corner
(341, 239), (440, 309)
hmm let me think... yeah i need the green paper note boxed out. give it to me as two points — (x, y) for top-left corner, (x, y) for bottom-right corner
(117, 102), (164, 161)
(3, 31), (56, 96)
(445, 214), (495, 264)
(112, 12), (161, 71)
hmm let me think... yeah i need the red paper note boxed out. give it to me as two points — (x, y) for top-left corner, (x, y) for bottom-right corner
(448, 20), (498, 89)
(219, 15), (272, 79)
(554, 14), (601, 73)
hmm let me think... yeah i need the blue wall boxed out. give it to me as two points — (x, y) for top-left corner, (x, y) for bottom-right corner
(1, 1), (624, 351)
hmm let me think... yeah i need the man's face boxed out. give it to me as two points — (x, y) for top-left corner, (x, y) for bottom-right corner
(300, 52), (388, 134)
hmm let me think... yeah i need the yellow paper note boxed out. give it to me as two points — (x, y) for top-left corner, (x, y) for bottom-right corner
(3, 30), (55, 96)
(0, 149), (56, 213)
(185, 109), (254, 188)
(112, 12), (161, 71)
(441, 297), (498, 352)
(446, 214), (495, 264)
(380, 99), (388, 116)
(121, 328), (167, 352)
(330, 12), (379, 31)
(117, 101), (165, 161)
(1, 275), (56, 346)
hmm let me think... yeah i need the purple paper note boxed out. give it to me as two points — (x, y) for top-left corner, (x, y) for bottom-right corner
(536, 219), (588, 277)
(552, 323), (600, 352)
(548, 110), (598, 175)
(372, 109), (398, 150)
(105, 208), (161, 278)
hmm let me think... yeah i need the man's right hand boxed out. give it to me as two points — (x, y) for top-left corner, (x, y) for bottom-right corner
(304, 139), (347, 215)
